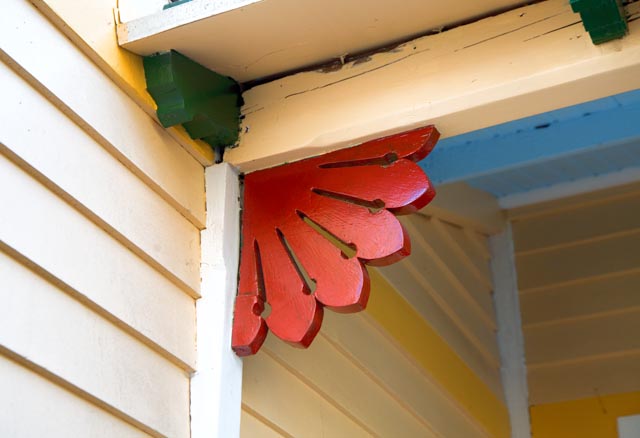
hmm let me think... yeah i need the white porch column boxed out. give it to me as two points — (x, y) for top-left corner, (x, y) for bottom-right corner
(491, 224), (531, 438)
(191, 163), (243, 438)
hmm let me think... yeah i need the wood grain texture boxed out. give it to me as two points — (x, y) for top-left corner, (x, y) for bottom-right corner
(0, 356), (154, 438)
(233, 126), (438, 355)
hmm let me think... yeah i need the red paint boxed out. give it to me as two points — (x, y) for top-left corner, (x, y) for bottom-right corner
(232, 126), (440, 356)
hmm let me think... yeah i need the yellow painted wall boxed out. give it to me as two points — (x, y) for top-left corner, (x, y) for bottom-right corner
(530, 391), (640, 438)
(510, 183), (640, 405)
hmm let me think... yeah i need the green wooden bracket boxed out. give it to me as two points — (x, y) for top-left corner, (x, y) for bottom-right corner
(143, 50), (242, 162)
(571, 0), (628, 45)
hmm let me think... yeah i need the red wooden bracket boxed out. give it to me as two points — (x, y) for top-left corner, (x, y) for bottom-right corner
(232, 126), (440, 356)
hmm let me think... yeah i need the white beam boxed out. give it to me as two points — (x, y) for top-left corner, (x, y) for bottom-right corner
(191, 163), (243, 438)
(490, 225), (531, 438)
(227, 0), (640, 172)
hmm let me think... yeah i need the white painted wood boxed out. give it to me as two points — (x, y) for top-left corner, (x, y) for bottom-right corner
(0, 251), (190, 438)
(0, 356), (153, 438)
(618, 414), (640, 438)
(490, 225), (531, 438)
(423, 182), (506, 235)
(0, 60), (201, 296)
(0, 0), (205, 228)
(499, 167), (640, 209)
(0, 153), (197, 369)
(117, 0), (166, 22)
(225, 0), (640, 172)
(191, 163), (243, 438)
(118, 0), (528, 82)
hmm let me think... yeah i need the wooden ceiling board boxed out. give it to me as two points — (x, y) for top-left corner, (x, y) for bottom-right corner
(118, 0), (529, 82)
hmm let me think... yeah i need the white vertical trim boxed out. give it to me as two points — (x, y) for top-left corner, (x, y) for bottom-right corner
(490, 224), (531, 438)
(191, 163), (243, 438)
(618, 414), (640, 438)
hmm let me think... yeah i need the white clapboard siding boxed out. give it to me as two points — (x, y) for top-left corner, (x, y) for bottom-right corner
(242, 352), (373, 438)
(0, 153), (196, 369)
(0, 61), (200, 296)
(0, 0), (205, 228)
(242, 312), (487, 438)
(0, 251), (190, 438)
(0, 356), (154, 438)
(512, 187), (640, 404)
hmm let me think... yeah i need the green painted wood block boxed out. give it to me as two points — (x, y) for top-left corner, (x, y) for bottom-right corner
(571, 0), (628, 44)
(143, 50), (242, 161)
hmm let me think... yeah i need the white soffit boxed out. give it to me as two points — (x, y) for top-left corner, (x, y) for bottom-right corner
(117, 0), (529, 82)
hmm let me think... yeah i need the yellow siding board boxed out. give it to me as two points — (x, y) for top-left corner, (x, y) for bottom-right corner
(521, 271), (640, 326)
(322, 313), (489, 438)
(241, 409), (287, 438)
(262, 329), (435, 438)
(0, 356), (153, 438)
(512, 193), (640, 253)
(0, 251), (191, 438)
(0, 60), (201, 296)
(437, 219), (494, 287)
(242, 353), (372, 438)
(530, 391), (640, 438)
(0, 153), (197, 369)
(525, 309), (640, 365)
(366, 270), (510, 438)
(408, 215), (496, 325)
(516, 231), (640, 290)
(528, 352), (640, 405)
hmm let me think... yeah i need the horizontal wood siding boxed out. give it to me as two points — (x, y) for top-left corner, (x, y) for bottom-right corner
(0, 2), (203, 436)
(511, 183), (640, 404)
(379, 213), (502, 398)
(242, 312), (490, 438)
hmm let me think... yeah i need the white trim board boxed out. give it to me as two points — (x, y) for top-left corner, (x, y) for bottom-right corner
(225, 0), (640, 172)
(490, 225), (531, 438)
(191, 163), (243, 438)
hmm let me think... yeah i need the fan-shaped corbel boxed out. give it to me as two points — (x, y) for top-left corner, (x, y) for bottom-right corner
(232, 126), (440, 356)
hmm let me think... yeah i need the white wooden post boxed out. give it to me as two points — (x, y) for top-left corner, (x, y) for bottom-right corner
(490, 224), (532, 438)
(191, 163), (243, 438)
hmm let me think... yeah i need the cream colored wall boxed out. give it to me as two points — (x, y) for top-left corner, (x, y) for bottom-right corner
(241, 201), (509, 437)
(510, 183), (640, 406)
(0, 2), (204, 437)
